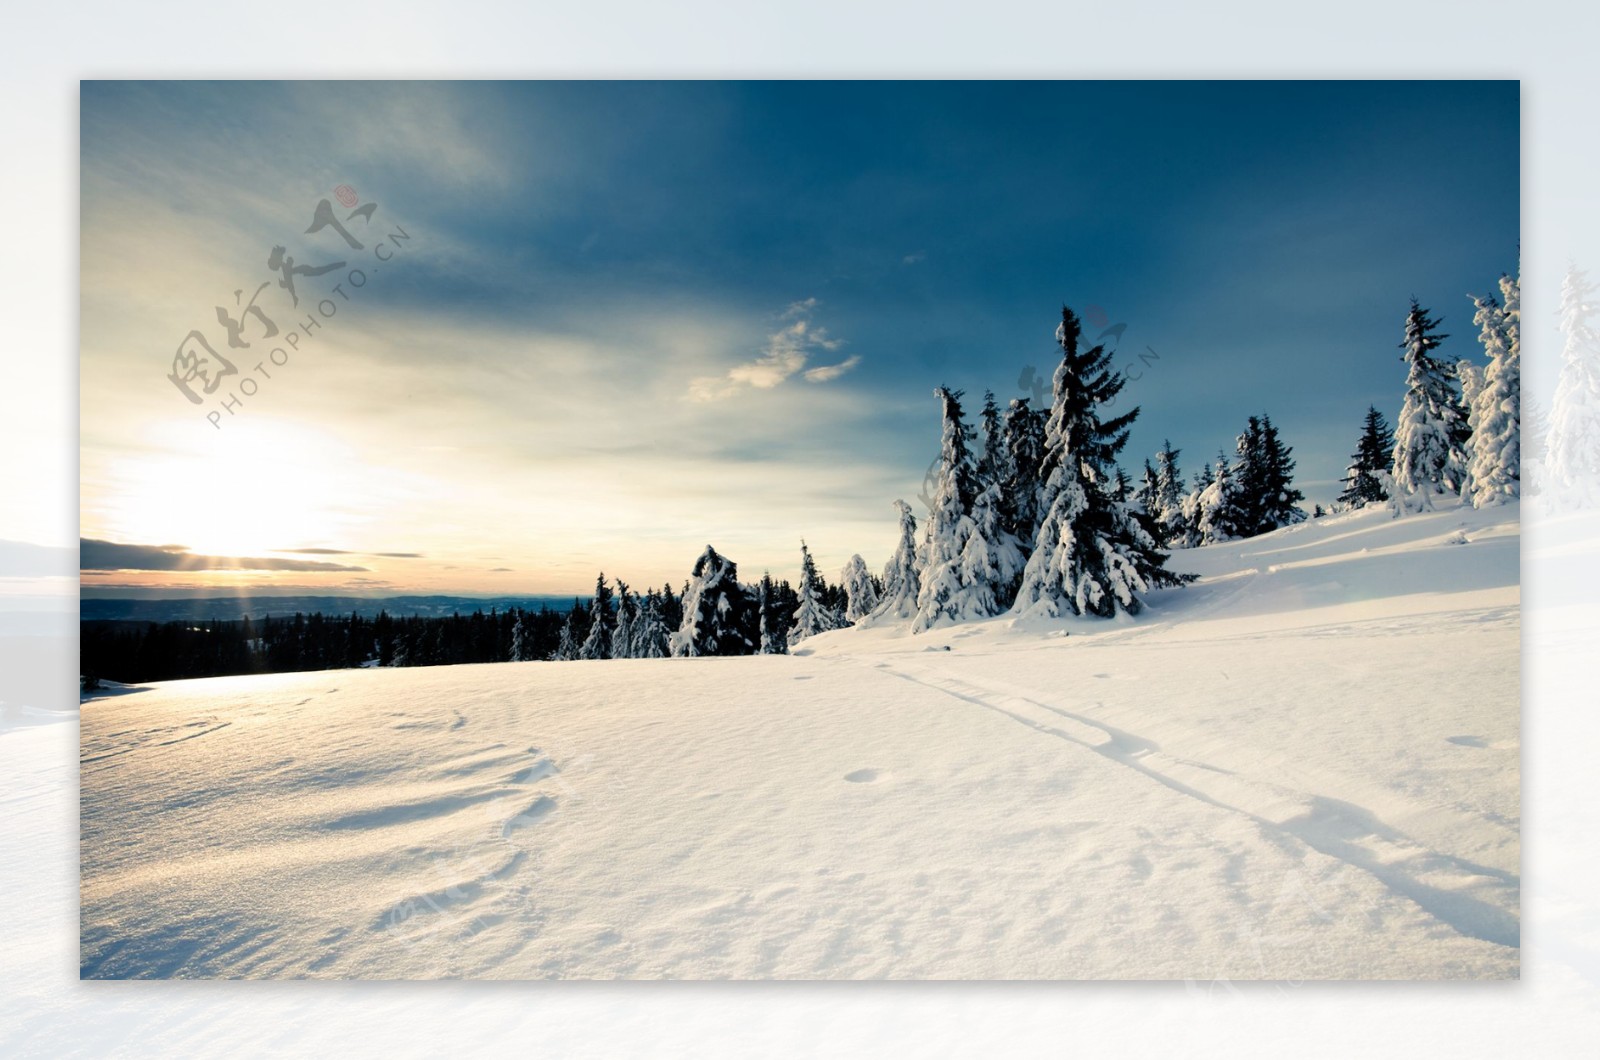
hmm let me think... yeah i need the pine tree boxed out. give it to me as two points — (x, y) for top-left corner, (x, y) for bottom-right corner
(633, 594), (671, 659)
(1195, 452), (1248, 544)
(865, 500), (921, 625)
(1465, 278), (1521, 506)
(1457, 360), (1485, 435)
(1254, 416), (1306, 532)
(976, 389), (1007, 490)
(1135, 459), (1161, 521)
(840, 554), (879, 624)
(1339, 406), (1397, 508)
(1012, 307), (1191, 618)
(1232, 416), (1268, 535)
(914, 387), (1008, 630)
(578, 574), (614, 660)
(670, 545), (755, 657)
(790, 540), (842, 645)
(1391, 299), (1470, 510)
(1152, 440), (1187, 547)
(612, 580), (636, 659)
(552, 607), (582, 661)
(1547, 265), (1600, 507)
(509, 609), (530, 662)
(756, 573), (789, 654)
(1002, 397), (1046, 539)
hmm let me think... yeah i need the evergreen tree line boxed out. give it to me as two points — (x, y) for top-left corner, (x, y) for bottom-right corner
(81, 562), (886, 681)
(1129, 414), (1307, 550)
(1336, 267), (1522, 513)
(83, 606), (569, 684)
(91, 280), (1531, 680)
(857, 305), (1196, 632)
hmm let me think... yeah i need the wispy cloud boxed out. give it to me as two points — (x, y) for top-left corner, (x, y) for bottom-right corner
(276, 548), (425, 558)
(81, 539), (369, 573)
(689, 299), (859, 402)
(803, 355), (862, 383)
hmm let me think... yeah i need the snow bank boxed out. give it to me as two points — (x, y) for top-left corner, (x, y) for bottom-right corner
(79, 504), (1519, 979)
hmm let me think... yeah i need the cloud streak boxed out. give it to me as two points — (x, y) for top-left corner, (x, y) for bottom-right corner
(276, 548), (425, 558)
(81, 540), (369, 573)
(689, 300), (860, 401)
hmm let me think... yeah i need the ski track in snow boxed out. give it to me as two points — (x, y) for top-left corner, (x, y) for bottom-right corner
(869, 661), (1519, 950)
(78, 503), (1522, 980)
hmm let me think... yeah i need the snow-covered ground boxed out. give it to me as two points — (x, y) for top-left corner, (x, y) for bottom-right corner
(78, 504), (1519, 979)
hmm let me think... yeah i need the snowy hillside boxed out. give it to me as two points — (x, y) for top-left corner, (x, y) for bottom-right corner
(79, 503), (1519, 980)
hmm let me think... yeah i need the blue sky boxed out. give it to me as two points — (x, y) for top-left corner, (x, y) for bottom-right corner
(80, 81), (1519, 595)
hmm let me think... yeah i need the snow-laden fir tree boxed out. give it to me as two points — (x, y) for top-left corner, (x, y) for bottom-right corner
(578, 574), (614, 660)
(1339, 406), (1397, 509)
(1465, 278), (1521, 506)
(757, 573), (789, 654)
(551, 608), (582, 661)
(865, 500), (921, 625)
(632, 594), (671, 659)
(1194, 452), (1248, 544)
(509, 609), (530, 662)
(1392, 299), (1470, 511)
(670, 545), (754, 657)
(1547, 265), (1600, 507)
(1135, 460), (1160, 520)
(789, 541), (842, 646)
(1457, 360), (1485, 435)
(1011, 307), (1190, 618)
(1250, 416), (1305, 533)
(966, 476), (1027, 610)
(612, 581), (636, 660)
(1151, 440), (1187, 546)
(914, 387), (1014, 630)
(840, 554), (879, 624)
(1002, 397), (1047, 539)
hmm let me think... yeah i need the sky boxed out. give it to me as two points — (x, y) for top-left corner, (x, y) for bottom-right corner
(79, 80), (1520, 597)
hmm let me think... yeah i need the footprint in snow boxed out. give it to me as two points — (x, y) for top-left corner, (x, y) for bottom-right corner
(1447, 734), (1488, 748)
(843, 768), (885, 784)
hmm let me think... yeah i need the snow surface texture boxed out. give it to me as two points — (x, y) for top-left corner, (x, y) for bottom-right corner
(79, 504), (1519, 980)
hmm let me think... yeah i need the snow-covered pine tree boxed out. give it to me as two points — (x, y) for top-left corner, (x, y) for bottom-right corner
(789, 540), (842, 645)
(1254, 416), (1306, 532)
(1465, 282), (1521, 506)
(670, 545), (755, 657)
(509, 609), (529, 662)
(1135, 459), (1160, 519)
(577, 574), (614, 660)
(633, 593), (671, 659)
(976, 390), (1007, 490)
(1194, 452), (1248, 544)
(913, 387), (1006, 630)
(1230, 416), (1268, 535)
(840, 554), (879, 624)
(1002, 397), (1047, 540)
(1457, 360), (1485, 435)
(1152, 440), (1187, 547)
(864, 500), (921, 625)
(1547, 265), (1600, 507)
(552, 607), (582, 661)
(1392, 299), (1470, 510)
(756, 573), (789, 654)
(966, 476), (1027, 610)
(1011, 307), (1191, 618)
(1338, 406), (1397, 508)
(612, 580), (636, 659)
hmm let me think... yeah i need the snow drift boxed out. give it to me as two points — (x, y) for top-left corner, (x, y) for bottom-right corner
(79, 503), (1519, 979)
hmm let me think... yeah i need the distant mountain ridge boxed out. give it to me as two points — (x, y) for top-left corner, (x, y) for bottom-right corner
(80, 595), (581, 623)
